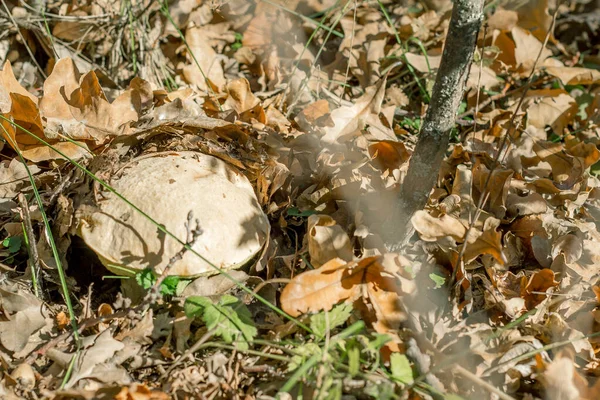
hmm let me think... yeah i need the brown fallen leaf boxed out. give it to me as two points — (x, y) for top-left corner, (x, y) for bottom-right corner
(546, 66), (600, 86)
(307, 214), (354, 268)
(463, 225), (506, 265)
(521, 268), (559, 309)
(224, 78), (260, 114)
(411, 210), (467, 242)
(321, 77), (393, 143)
(526, 90), (577, 134)
(368, 140), (411, 173)
(281, 256), (405, 346)
(280, 257), (363, 317)
(39, 58), (147, 145)
(181, 25), (226, 91)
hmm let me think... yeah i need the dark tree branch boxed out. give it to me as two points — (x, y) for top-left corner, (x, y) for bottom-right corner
(382, 0), (484, 251)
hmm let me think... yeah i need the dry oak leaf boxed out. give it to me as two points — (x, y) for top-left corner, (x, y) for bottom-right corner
(280, 256), (405, 336)
(546, 66), (600, 86)
(181, 25), (226, 91)
(508, 0), (552, 42)
(307, 214), (353, 268)
(472, 160), (513, 218)
(525, 91), (577, 134)
(411, 210), (467, 242)
(493, 27), (552, 76)
(463, 226), (507, 265)
(404, 52), (441, 74)
(295, 99), (333, 132)
(321, 76), (393, 143)
(224, 78), (260, 114)
(1, 92), (90, 162)
(115, 383), (171, 400)
(565, 140), (600, 169)
(0, 61), (37, 113)
(39, 58), (148, 144)
(533, 140), (583, 190)
(521, 268), (558, 309)
(368, 140), (411, 173)
(280, 258), (363, 317)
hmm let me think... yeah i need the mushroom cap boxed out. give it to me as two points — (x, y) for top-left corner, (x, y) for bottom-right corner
(78, 151), (269, 277)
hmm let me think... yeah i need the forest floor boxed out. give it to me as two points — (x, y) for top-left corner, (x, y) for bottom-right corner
(1, 0), (600, 399)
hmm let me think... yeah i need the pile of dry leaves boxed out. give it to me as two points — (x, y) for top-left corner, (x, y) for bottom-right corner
(1, 0), (600, 399)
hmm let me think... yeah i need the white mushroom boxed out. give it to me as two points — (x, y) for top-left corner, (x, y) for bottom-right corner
(78, 151), (269, 277)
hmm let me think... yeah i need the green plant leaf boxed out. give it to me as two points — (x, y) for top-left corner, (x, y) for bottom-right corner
(160, 275), (181, 295)
(429, 273), (446, 289)
(286, 207), (317, 217)
(347, 340), (360, 377)
(310, 302), (353, 339)
(184, 295), (257, 350)
(134, 268), (185, 296)
(2, 236), (22, 254)
(390, 353), (413, 385)
(289, 342), (323, 371)
(135, 268), (155, 289)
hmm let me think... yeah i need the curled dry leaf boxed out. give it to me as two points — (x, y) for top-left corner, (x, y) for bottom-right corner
(506, 192), (547, 218)
(411, 210), (467, 242)
(552, 234), (583, 264)
(368, 140), (411, 173)
(472, 160), (513, 218)
(463, 225), (507, 265)
(182, 25), (226, 91)
(526, 91), (577, 134)
(0, 61), (37, 113)
(40, 58), (147, 143)
(321, 77), (393, 143)
(224, 78), (260, 114)
(493, 27), (552, 76)
(295, 99), (333, 132)
(546, 66), (600, 86)
(307, 214), (353, 268)
(533, 140), (583, 189)
(521, 268), (559, 309)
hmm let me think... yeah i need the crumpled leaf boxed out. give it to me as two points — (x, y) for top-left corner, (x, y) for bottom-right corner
(182, 25), (226, 91)
(0, 158), (40, 200)
(546, 66), (600, 86)
(411, 210), (467, 242)
(368, 140), (411, 172)
(224, 78), (260, 114)
(0, 286), (48, 353)
(494, 27), (552, 76)
(65, 329), (127, 387)
(321, 77), (393, 143)
(40, 58), (146, 143)
(464, 225), (506, 265)
(307, 214), (353, 267)
(526, 91), (577, 134)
